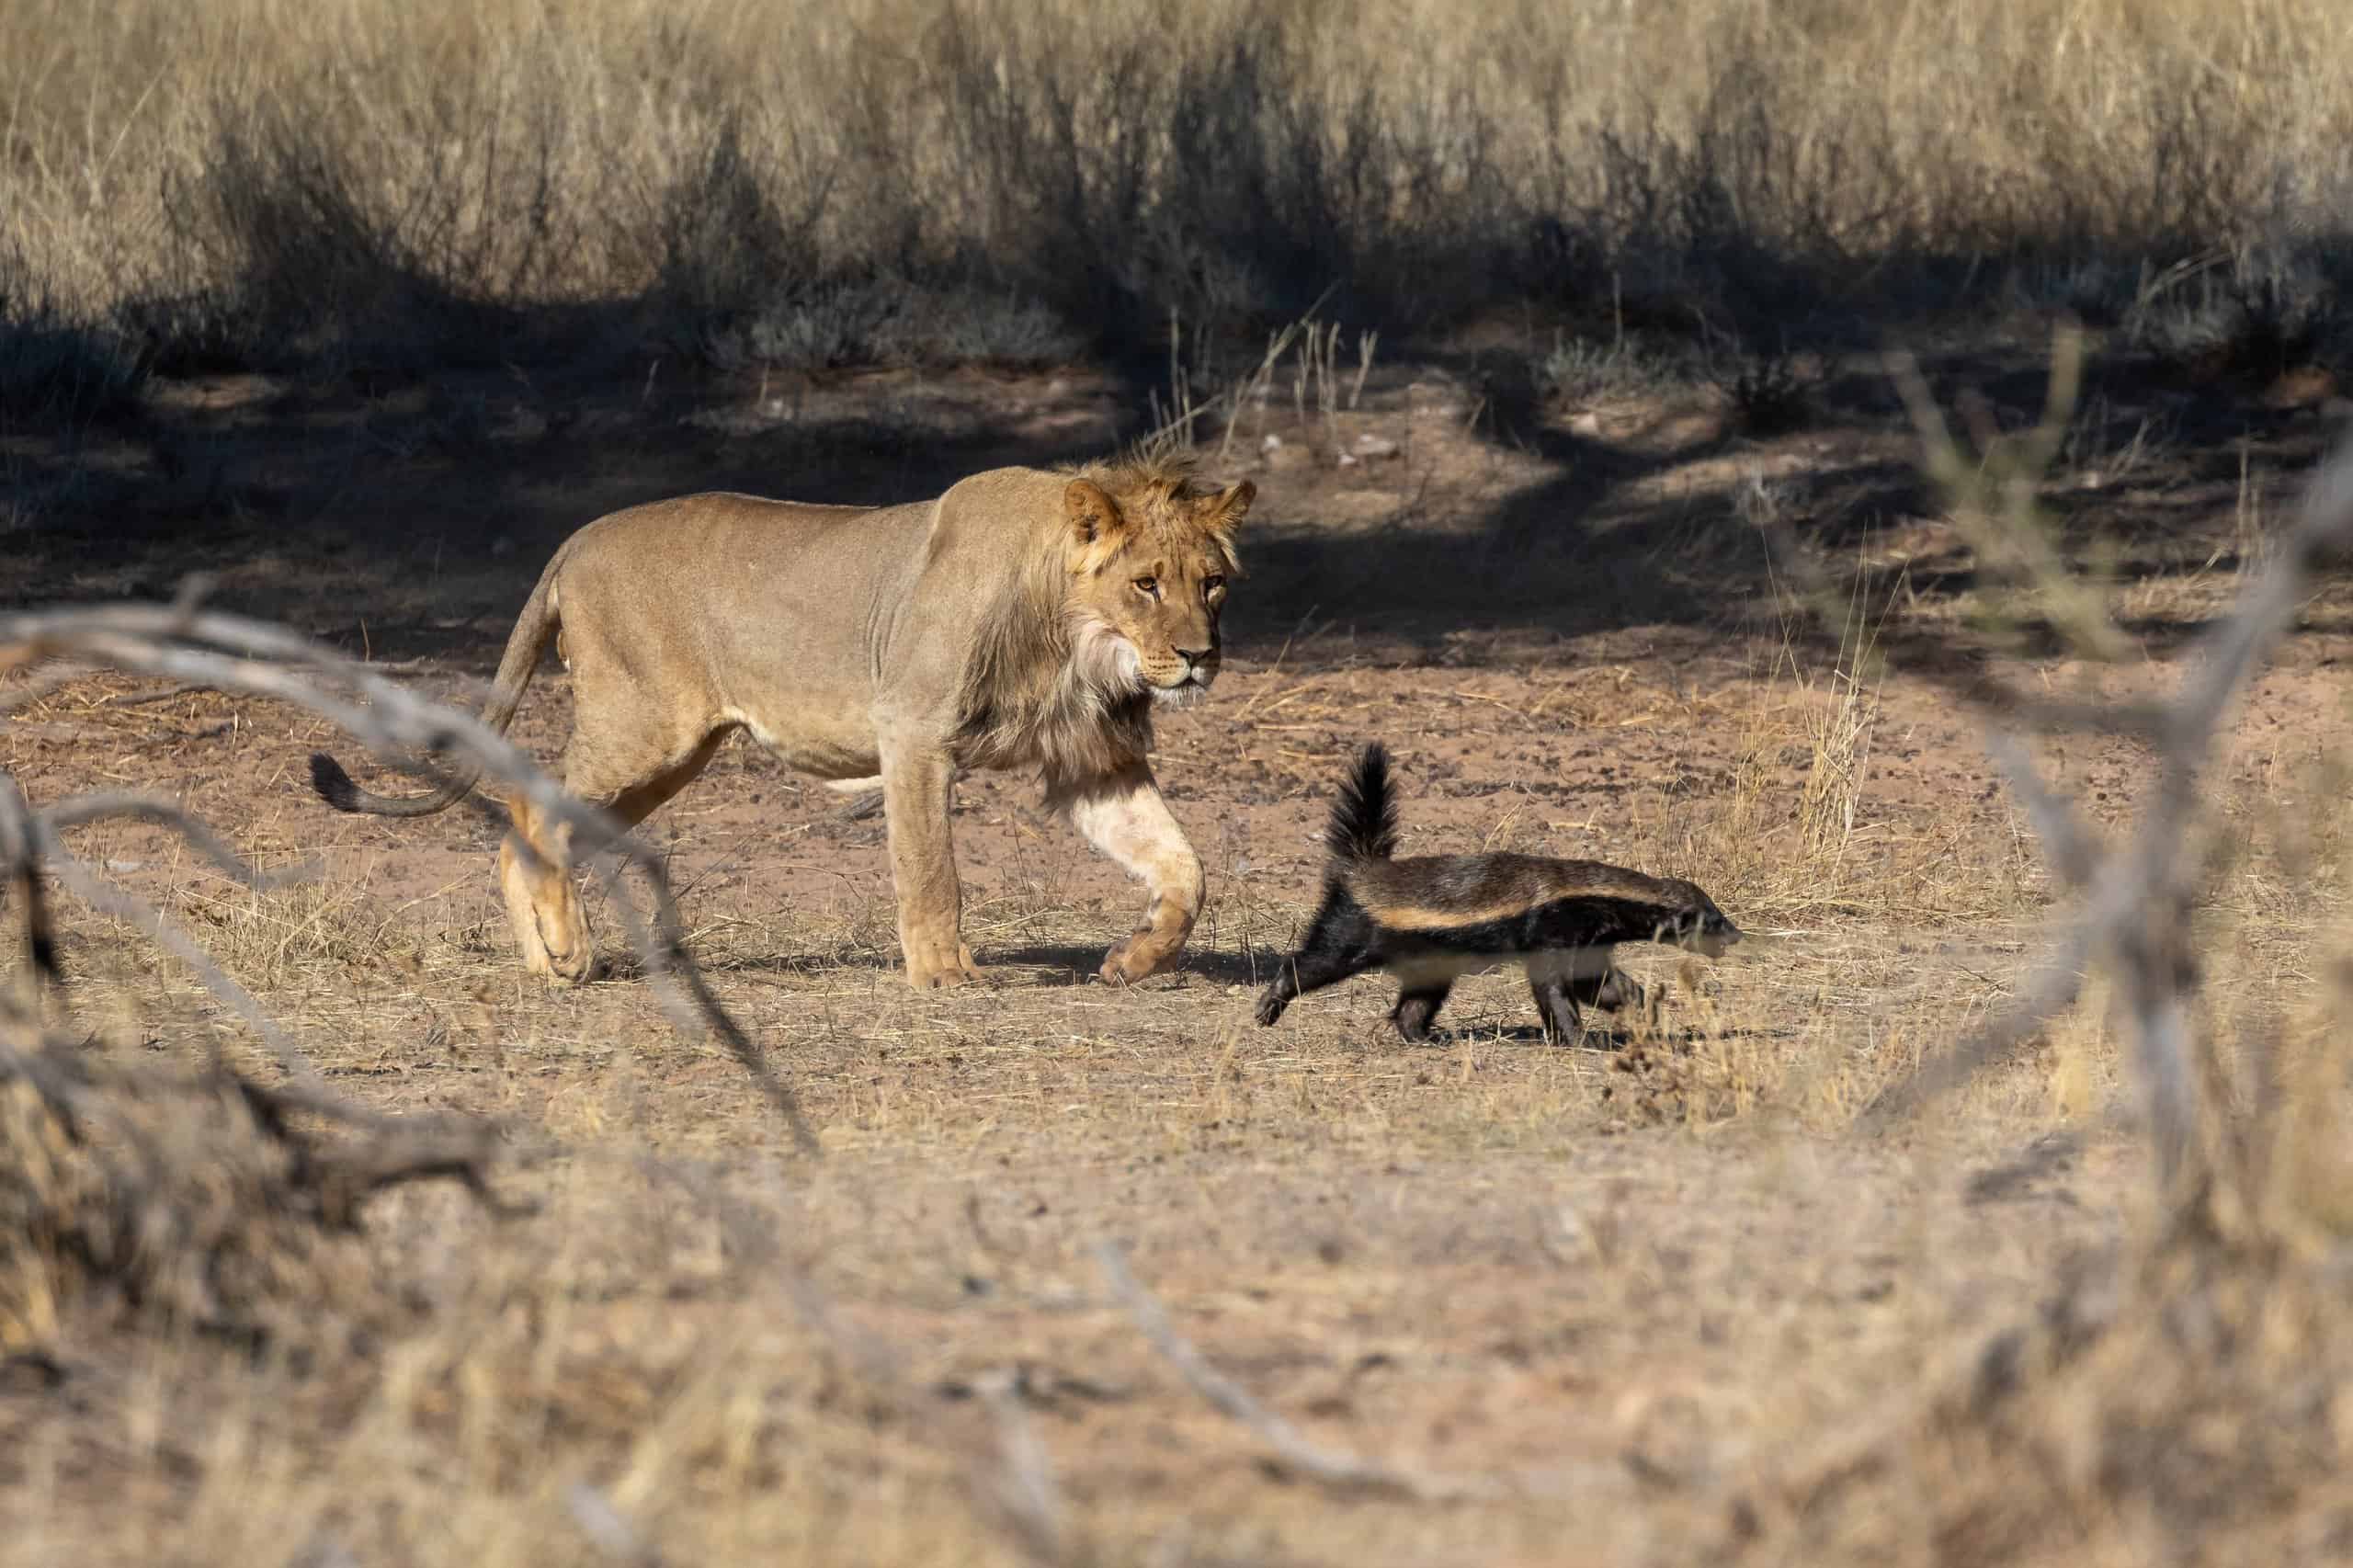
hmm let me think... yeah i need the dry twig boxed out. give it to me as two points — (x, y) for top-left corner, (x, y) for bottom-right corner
(0, 594), (815, 1153)
(1091, 1238), (1497, 1503)
(639, 1155), (1074, 1565)
(1861, 412), (2353, 1197)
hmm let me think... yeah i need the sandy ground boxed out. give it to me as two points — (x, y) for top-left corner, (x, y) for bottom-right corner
(6, 334), (2353, 1564)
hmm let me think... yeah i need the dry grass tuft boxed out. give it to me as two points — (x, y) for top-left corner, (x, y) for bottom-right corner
(0, 1036), (498, 1352)
(1796, 578), (1892, 883)
(1755, 1212), (2353, 1565)
(11, 0), (2353, 382)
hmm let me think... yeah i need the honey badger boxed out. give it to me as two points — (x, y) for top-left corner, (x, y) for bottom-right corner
(1255, 744), (1741, 1041)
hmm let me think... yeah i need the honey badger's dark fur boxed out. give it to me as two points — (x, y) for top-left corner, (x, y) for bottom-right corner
(1256, 744), (1741, 1042)
(18, 869), (56, 981)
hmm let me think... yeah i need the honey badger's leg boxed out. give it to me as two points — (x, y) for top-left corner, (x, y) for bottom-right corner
(1528, 947), (1624, 1042)
(1256, 948), (1371, 1025)
(1388, 982), (1453, 1043)
(1579, 966), (1644, 1014)
(1061, 760), (1203, 986)
(1256, 890), (1376, 1026)
(1528, 964), (1583, 1042)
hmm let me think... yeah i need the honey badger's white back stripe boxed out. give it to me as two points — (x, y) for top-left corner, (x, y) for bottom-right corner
(1347, 866), (1685, 932)
(1357, 895), (1550, 930)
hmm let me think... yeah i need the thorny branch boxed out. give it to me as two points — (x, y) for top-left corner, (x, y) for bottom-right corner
(1859, 407), (2353, 1191)
(0, 595), (816, 1154)
(1091, 1239), (1500, 1503)
(640, 1156), (1074, 1566)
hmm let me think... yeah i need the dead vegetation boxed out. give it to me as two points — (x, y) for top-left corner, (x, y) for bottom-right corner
(9, 0), (2353, 394)
(6, 388), (2353, 1560)
(0, 597), (801, 1357)
(0, 1032), (504, 1352)
(8, 28), (2353, 1539)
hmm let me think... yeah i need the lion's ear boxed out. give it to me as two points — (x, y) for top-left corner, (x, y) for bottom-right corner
(1204, 479), (1256, 534)
(1064, 479), (1126, 555)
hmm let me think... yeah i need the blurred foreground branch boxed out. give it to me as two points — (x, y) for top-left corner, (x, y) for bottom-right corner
(0, 592), (814, 1154)
(1092, 1239), (1502, 1503)
(1860, 372), (2353, 1195)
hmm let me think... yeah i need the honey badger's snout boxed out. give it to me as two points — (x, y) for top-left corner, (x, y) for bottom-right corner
(1665, 891), (1741, 960)
(1688, 915), (1740, 960)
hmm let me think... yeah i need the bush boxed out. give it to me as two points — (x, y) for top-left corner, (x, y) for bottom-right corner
(11, 0), (2353, 377)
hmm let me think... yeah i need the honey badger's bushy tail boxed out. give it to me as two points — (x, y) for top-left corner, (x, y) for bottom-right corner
(1324, 743), (1400, 865)
(9, 862), (57, 980)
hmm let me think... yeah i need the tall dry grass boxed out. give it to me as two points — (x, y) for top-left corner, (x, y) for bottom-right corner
(7, 0), (2353, 382)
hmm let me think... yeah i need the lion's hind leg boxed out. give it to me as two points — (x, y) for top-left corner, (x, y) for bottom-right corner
(500, 794), (583, 983)
(501, 728), (727, 985)
(877, 734), (984, 991)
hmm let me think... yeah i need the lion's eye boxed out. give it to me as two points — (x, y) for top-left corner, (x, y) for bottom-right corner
(1202, 575), (1225, 596)
(1133, 576), (1160, 598)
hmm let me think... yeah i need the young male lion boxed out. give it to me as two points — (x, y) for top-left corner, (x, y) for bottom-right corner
(308, 460), (1255, 990)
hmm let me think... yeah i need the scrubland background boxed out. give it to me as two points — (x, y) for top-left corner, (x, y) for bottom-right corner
(9, 0), (2353, 390)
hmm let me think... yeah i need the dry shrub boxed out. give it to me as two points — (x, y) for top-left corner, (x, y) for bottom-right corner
(0, 1036), (497, 1351)
(1711, 318), (2353, 1564)
(10, 0), (2353, 379)
(1748, 1117), (2353, 1566)
(1738, 745), (2353, 1568)
(1597, 962), (1772, 1130)
(1756, 1246), (2347, 1566)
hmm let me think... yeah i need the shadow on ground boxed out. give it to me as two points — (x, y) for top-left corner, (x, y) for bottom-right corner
(7, 332), (2340, 682)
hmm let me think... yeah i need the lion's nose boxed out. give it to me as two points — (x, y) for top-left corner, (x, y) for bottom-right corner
(1176, 646), (1212, 666)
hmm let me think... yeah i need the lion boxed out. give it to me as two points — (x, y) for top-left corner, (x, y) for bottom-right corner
(307, 459), (1256, 990)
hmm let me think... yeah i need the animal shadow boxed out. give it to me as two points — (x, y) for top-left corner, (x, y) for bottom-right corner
(1408, 1021), (1792, 1051)
(985, 943), (1275, 989)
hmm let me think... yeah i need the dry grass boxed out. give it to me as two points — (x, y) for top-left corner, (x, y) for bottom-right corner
(9, 526), (2352, 1562)
(8, 41), (2353, 1542)
(8, 0), (2353, 383)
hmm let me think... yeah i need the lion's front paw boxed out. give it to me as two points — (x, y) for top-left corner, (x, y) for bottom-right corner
(531, 915), (601, 987)
(906, 940), (985, 991)
(1098, 929), (1181, 987)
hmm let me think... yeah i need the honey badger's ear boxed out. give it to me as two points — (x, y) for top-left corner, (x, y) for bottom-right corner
(1064, 479), (1127, 555)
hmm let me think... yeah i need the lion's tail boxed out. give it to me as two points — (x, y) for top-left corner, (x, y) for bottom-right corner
(309, 543), (569, 818)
